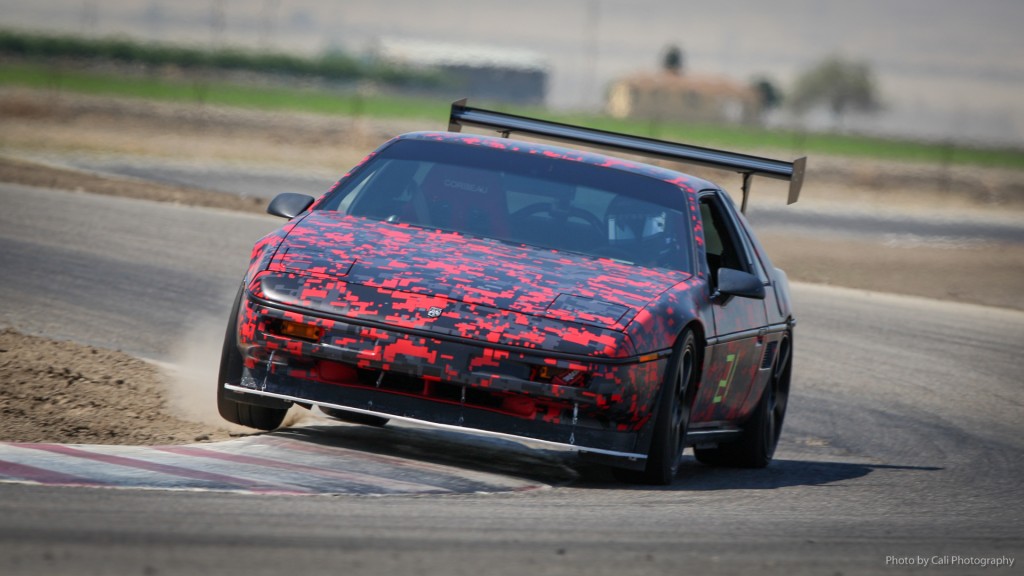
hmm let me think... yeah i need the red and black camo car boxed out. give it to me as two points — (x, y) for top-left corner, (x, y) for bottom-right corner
(217, 101), (806, 484)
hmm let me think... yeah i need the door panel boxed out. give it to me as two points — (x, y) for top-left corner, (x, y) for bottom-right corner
(691, 192), (768, 425)
(693, 336), (764, 424)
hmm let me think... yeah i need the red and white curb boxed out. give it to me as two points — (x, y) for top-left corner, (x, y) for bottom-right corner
(0, 430), (551, 495)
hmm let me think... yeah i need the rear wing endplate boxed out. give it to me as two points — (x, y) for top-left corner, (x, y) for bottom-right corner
(448, 99), (806, 211)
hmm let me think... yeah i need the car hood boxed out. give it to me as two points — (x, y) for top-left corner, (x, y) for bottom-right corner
(262, 212), (691, 332)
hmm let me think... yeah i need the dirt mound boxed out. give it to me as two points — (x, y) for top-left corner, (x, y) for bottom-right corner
(0, 328), (236, 445)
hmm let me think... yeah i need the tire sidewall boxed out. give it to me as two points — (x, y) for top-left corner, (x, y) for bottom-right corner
(646, 329), (697, 484)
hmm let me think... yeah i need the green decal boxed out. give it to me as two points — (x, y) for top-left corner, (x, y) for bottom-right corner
(712, 353), (738, 404)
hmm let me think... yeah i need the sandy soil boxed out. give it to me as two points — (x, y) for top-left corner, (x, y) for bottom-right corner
(0, 329), (239, 444)
(1, 88), (1020, 445)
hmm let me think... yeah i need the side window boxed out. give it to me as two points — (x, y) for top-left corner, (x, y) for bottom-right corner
(733, 217), (769, 282)
(716, 193), (770, 283)
(699, 193), (750, 288)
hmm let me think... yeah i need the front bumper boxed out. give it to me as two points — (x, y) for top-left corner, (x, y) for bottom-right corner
(234, 293), (670, 458)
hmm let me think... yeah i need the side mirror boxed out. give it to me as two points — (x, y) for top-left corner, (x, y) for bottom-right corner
(717, 268), (766, 300)
(267, 193), (315, 219)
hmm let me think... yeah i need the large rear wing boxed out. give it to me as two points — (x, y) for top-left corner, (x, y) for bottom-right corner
(447, 99), (806, 212)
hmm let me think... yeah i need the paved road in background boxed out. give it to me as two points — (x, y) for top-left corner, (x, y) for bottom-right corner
(1, 183), (1022, 575)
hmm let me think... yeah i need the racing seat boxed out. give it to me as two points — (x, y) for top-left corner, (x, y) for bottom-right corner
(418, 163), (509, 237)
(604, 195), (683, 268)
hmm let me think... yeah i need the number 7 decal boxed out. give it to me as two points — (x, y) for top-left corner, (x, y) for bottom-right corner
(712, 353), (738, 404)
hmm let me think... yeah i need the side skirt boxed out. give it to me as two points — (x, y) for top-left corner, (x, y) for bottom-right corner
(685, 427), (744, 448)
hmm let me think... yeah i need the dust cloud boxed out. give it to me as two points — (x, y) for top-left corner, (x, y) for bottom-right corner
(162, 303), (315, 433)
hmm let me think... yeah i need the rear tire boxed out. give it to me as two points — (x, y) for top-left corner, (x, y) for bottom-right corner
(614, 330), (698, 485)
(216, 285), (288, 431)
(694, 332), (791, 468)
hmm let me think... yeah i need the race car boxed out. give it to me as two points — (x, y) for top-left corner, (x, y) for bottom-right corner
(217, 100), (805, 484)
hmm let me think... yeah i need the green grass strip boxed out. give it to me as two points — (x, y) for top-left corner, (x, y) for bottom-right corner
(0, 62), (449, 119)
(2, 62), (1021, 170)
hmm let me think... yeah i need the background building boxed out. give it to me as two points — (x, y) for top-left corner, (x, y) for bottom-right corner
(607, 71), (761, 125)
(370, 38), (548, 106)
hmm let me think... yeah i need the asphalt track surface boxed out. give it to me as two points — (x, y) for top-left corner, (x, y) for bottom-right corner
(1, 183), (1022, 575)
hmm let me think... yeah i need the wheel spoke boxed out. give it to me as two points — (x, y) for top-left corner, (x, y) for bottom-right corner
(774, 339), (790, 380)
(774, 389), (787, 418)
(769, 336), (790, 443)
(673, 349), (692, 431)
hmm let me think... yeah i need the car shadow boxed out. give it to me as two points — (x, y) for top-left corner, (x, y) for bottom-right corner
(271, 423), (582, 485)
(571, 457), (943, 490)
(271, 422), (940, 491)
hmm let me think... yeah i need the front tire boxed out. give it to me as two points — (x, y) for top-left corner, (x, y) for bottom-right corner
(615, 329), (698, 485)
(216, 285), (288, 431)
(694, 332), (791, 468)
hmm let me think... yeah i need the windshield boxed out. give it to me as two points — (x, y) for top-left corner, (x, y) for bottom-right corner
(317, 138), (694, 273)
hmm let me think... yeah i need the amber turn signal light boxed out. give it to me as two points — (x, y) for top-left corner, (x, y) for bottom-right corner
(277, 320), (323, 342)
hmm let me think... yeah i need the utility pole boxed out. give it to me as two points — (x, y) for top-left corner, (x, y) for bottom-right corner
(210, 0), (226, 48)
(80, 0), (98, 36)
(260, 0), (280, 50)
(582, 0), (600, 109)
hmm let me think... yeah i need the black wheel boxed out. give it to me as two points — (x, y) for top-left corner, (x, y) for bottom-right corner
(216, 285), (288, 431)
(321, 407), (389, 427)
(694, 332), (792, 468)
(615, 329), (698, 485)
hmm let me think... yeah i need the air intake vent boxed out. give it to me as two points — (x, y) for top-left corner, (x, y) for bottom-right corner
(760, 341), (779, 370)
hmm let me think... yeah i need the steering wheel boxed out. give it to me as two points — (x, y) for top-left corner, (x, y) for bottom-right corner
(511, 202), (605, 234)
